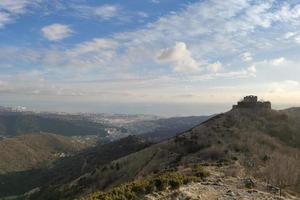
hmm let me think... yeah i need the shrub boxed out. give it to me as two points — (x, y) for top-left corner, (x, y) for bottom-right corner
(244, 178), (255, 189)
(82, 169), (208, 200)
(153, 178), (167, 191)
(199, 147), (226, 161)
(193, 165), (210, 178)
(169, 179), (181, 189)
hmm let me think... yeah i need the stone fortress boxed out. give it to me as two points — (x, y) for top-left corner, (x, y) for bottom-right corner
(232, 95), (271, 110)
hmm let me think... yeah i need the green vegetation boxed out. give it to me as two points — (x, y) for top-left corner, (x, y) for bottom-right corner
(0, 133), (93, 197)
(31, 108), (300, 199)
(24, 136), (152, 200)
(2, 107), (300, 199)
(192, 164), (210, 178)
(83, 166), (209, 200)
(0, 133), (88, 174)
(0, 113), (108, 137)
(229, 109), (300, 149)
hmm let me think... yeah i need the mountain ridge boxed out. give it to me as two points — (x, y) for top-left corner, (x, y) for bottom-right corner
(27, 106), (300, 199)
(0, 108), (111, 137)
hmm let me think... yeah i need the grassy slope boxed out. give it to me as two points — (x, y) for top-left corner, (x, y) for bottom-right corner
(23, 108), (300, 199)
(141, 116), (211, 142)
(0, 133), (89, 174)
(8, 136), (151, 199)
(0, 133), (95, 197)
(0, 113), (108, 137)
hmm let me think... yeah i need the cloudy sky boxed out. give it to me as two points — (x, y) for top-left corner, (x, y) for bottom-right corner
(0, 0), (300, 115)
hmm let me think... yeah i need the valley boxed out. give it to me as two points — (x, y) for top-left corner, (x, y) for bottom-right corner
(0, 97), (299, 199)
(2, 0), (300, 199)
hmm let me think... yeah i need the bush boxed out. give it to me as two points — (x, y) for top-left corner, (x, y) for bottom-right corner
(169, 179), (181, 189)
(153, 178), (167, 191)
(199, 147), (226, 161)
(82, 169), (208, 200)
(244, 178), (255, 189)
(193, 165), (210, 178)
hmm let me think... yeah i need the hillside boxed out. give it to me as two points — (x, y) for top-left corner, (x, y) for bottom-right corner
(0, 111), (109, 137)
(141, 116), (212, 142)
(0, 133), (91, 174)
(38, 135), (152, 190)
(0, 136), (152, 198)
(87, 113), (211, 141)
(0, 109), (211, 142)
(143, 164), (299, 200)
(22, 107), (300, 200)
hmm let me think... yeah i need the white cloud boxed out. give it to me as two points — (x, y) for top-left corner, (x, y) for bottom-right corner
(67, 39), (118, 57)
(3, 0), (300, 107)
(0, 0), (39, 14)
(41, 24), (73, 41)
(157, 42), (201, 73)
(0, 0), (40, 27)
(93, 5), (119, 19)
(150, 0), (160, 4)
(270, 57), (286, 66)
(215, 65), (256, 78)
(72, 4), (119, 20)
(284, 32), (296, 39)
(268, 80), (300, 93)
(247, 65), (257, 74)
(188, 65), (257, 81)
(64, 38), (118, 68)
(208, 61), (223, 73)
(282, 80), (300, 87)
(295, 35), (300, 44)
(283, 32), (300, 44)
(241, 52), (253, 61)
(137, 12), (148, 18)
(0, 12), (10, 28)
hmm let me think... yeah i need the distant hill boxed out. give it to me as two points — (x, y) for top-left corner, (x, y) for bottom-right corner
(141, 116), (212, 142)
(0, 136), (151, 198)
(0, 111), (108, 137)
(89, 113), (212, 140)
(0, 109), (211, 141)
(0, 133), (90, 174)
(27, 107), (300, 199)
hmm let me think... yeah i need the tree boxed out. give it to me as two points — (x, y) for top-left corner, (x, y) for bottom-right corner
(264, 152), (300, 196)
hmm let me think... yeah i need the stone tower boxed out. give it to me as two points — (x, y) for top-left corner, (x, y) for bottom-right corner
(232, 96), (271, 110)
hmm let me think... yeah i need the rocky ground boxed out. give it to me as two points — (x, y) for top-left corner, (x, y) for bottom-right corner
(144, 164), (299, 200)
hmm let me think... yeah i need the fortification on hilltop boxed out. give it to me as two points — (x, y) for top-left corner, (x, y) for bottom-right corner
(232, 95), (271, 110)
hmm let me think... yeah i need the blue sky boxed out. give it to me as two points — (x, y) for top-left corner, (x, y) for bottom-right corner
(0, 0), (300, 116)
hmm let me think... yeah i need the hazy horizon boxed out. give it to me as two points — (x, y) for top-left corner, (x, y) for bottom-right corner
(1, 98), (299, 117)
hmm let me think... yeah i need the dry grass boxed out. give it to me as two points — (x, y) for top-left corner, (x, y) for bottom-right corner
(0, 133), (88, 173)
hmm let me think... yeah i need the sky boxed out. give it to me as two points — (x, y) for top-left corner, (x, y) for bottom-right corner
(0, 0), (300, 116)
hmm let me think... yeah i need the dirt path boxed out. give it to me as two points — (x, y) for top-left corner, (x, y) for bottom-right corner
(144, 165), (298, 200)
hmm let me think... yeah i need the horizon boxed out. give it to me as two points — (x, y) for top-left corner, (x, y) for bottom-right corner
(1, 0), (300, 115)
(0, 100), (299, 117)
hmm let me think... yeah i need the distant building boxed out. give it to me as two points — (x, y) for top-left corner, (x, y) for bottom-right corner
(242, 95), (257, 103)
(232, 95), (271, 110)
